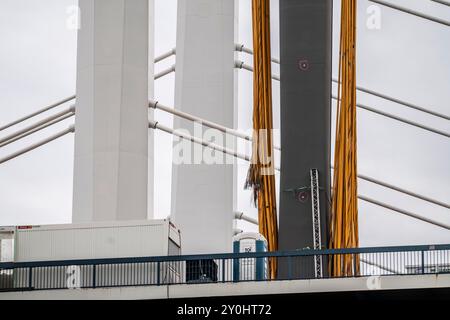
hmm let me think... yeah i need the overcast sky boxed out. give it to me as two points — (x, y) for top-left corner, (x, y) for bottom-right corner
(0, 0), (449, 248)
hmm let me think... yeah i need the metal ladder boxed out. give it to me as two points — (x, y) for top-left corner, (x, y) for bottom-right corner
(310, 168), (323, 278)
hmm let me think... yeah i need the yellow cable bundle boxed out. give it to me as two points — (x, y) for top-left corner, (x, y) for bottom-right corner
(330, 0), (359, 277)
(246, 0), (278, 279)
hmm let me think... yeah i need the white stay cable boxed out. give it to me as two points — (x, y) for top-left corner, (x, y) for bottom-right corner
(0, 105), (75, 146)
(0, 96), (75, 132)
(0, 125), (74, 165)
(149, 100), (281, 151)
(0, 112), (75, 148)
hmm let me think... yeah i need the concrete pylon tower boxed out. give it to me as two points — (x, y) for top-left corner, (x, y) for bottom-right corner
(171, 0), (238, 254)
(72, 0), (154, 222)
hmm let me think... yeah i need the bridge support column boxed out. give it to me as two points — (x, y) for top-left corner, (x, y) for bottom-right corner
(73, 0), (153, 222)
(171, 0), (238, 254)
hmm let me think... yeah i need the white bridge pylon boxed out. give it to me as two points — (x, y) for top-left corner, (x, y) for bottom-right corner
(170, 0), (238, 254)
(72, 0), (153, 222)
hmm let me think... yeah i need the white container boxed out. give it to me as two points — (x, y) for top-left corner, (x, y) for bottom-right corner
(13, 219), (181, 262)
(8, 220), (182, 289)
(0, 226), (14, 262)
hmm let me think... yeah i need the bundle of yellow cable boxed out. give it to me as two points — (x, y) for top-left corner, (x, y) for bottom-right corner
(329, 0), (360, 277)
(245, 0), (278, 279)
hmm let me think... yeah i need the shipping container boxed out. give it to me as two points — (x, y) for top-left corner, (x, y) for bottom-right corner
(14, 219), (180, 262)
(0, 226), (14, 262)
(5, 219), (182, 289)
(0, 227), (15, 290)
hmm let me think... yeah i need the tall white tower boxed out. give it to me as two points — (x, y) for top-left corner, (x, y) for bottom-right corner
(171, 0), (238, 254)
(72, 0), (154, 222)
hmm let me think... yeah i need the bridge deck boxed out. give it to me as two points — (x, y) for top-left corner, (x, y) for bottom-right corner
(1, 273), (449, 300)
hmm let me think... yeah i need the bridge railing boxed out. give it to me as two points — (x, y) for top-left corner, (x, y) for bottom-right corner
(1, 244), (449, 292)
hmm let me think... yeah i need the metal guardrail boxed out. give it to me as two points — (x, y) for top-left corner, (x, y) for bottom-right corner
(1, 244), (449, 292)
